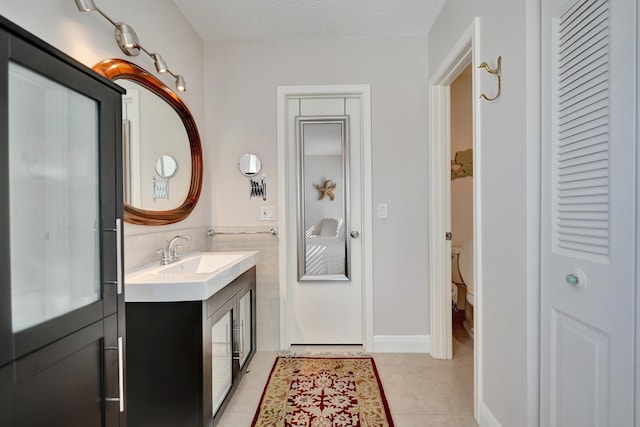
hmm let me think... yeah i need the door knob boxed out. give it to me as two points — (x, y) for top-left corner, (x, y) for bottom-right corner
(350, 231), (360, 238)
(565, 274), (579, 286)
(565, 269), (587, 288)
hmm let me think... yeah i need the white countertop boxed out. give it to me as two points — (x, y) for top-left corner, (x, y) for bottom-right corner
(125, 251), (259, 302)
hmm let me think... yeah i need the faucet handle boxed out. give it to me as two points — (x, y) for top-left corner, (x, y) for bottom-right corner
(171, 244), (184, 260)
(157, 248), (171, 265)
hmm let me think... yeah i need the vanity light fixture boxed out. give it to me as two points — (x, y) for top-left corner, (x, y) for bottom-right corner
(114, 23), (140, 56)
(74, 0), (187, 92)
(152, 53), (168, 73)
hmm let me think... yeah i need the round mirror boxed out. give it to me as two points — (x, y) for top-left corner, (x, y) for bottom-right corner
(93, 59), (203, 225)
(238, 153), (262, 177)
(155, 155), (178, 178)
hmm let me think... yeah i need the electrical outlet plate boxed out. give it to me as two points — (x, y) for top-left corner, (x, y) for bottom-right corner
(260, 206), (275, 221)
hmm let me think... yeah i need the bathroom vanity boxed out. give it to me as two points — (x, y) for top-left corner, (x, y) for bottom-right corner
(125, 252), (258, 427)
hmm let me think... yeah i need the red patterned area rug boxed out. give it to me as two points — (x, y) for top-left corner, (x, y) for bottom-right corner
(252, 356), (394, 427)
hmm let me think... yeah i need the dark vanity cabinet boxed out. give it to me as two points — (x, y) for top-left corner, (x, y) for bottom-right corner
(0, 16), (126, 427)
(126, 268), (257, 427)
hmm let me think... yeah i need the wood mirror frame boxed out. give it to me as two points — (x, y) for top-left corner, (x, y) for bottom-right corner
(93, 58), (203, 225)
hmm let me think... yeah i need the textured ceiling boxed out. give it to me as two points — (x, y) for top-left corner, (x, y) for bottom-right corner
(172, 0), (447, 42)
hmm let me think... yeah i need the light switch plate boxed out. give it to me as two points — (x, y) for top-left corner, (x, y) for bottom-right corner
(378, 203), (388, 219)
(260, 206), (275, 221)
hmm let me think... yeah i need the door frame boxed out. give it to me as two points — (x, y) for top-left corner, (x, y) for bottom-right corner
(428, 17), (481, 412)
(276, 85), (373, 351)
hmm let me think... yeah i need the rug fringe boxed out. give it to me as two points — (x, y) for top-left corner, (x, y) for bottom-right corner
(278, 350), (372, 358)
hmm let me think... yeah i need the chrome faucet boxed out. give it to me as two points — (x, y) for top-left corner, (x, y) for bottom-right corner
(159, 235), (192, 265)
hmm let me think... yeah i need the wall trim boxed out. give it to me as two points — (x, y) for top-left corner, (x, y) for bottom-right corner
(524, 0), (542, 425)
(478, 402), (502, 427)
(373, 335), (430, 353)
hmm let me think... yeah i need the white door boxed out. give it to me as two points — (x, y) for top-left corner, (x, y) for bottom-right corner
(285, 95), (364, 344)
(540, 0), (636, 425)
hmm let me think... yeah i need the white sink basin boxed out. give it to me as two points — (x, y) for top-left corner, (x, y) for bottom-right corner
(125, 251), (259, 302)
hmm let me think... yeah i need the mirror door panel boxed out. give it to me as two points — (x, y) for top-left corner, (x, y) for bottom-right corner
(296, 116), (351, 282)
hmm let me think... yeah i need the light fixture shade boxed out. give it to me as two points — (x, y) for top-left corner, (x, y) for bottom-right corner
(74, 0), (97, 12)
(114, 23), (140, 56)
(152, 54), (168, 73)
(175, 75), (186, 92)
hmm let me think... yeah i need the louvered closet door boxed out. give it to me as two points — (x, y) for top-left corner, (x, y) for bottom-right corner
(540, 0), (637, 425)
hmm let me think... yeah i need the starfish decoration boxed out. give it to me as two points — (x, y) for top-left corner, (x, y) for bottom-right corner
(315, 180), (337, 201)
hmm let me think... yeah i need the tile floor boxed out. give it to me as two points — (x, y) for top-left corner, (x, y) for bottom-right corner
(217, 311), (477, 427)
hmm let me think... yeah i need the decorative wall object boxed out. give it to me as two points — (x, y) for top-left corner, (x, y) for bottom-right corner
(451, 148), (473, 179)
(93, 58), (203, 225)
(315, 179), (337, 201)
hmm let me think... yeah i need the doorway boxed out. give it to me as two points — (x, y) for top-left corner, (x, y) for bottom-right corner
(428, 18), (481, 416)
(449, 65), (474, 347)
(276, 85), (373, 350)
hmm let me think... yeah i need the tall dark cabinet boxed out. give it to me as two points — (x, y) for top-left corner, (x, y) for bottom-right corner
(0, 16), (126, 427)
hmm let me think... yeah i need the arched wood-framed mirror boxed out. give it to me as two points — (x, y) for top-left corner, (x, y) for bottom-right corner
(93, 58), (203, 225)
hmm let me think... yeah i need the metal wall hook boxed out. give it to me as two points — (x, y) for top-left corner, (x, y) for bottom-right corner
(478, 56), (502, 101)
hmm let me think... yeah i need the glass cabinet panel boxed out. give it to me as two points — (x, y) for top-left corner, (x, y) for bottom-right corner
(238, 290), (252, 367)
(211, 310), (233, 415)
(8, 62), (100, 332)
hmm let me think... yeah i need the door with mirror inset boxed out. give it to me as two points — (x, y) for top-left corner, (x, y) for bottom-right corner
(286, 96), (365, 345)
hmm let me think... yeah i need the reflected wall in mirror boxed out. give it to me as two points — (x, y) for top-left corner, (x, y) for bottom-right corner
(296, 116), (350, 281)
(93, 59), (203, 225)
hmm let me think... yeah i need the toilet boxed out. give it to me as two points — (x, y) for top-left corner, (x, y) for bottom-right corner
(451, 247), (465, 311)
(458, 239), (474, 338)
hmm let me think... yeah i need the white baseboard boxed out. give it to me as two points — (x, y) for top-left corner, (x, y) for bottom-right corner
(478, 402), (502, 427)
(372, 335), (430, 353)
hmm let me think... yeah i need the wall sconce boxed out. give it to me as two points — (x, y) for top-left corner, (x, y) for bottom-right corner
(74, 0), (187, 92)
(238, 153), (267, 201)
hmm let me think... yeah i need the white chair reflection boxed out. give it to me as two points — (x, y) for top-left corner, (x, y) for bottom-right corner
(305, 217), (345, 275)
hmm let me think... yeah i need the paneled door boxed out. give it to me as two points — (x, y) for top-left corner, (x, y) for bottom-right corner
(540, 0), (636, 425)
(282, 91), (369, 345)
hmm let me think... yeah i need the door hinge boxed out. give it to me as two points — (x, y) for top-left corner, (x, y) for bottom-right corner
(445, 232), (452, 241)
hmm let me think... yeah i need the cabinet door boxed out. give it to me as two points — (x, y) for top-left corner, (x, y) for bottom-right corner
(0, 28), (122, 364)
(0, 314), (122, 427)
(210, 298), (235, 417)
(237, 289), (253, 368)
(0, 19), (124, 427)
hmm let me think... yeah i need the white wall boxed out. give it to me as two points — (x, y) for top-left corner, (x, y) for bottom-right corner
(0, 0), (207, 248)
(429, 1), (538, 426)
(205, 36), (430, 337)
